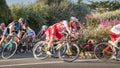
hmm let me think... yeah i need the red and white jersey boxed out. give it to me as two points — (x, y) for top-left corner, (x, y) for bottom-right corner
(45, 20), (71, 40)
(111, 24), (120, 34)
(55, 20), (71, 33)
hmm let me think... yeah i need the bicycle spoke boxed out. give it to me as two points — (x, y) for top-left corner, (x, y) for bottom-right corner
(94, 42), (113, 61)
(2, 42), (18, 59)
(33, 41), (48, 60)
(59, 43), (80, 62)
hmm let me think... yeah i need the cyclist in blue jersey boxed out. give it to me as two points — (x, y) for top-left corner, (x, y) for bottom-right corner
(0, 18), (28, 46)
(22, 24), (36, 43)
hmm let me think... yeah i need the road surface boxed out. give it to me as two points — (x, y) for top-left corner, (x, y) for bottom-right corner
(0, 52), (120, 68)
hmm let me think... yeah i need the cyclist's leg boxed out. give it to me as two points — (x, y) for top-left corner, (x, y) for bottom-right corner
(0, 30), (8, 46)
(0, 35), (6, 46)
(109, 31), (118, 59)
(46, 25), (62, 55)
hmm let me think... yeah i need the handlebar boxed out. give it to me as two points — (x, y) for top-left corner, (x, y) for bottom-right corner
(61, 31), (69, 38)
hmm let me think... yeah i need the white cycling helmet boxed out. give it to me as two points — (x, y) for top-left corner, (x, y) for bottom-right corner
(70, 16), (78, 23)
(42, 25), (48, 29)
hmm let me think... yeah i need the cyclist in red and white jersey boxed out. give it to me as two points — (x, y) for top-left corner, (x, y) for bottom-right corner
(45, 17), (79, 55)
(109, 24), (120, 59)
(109, 24), (120, 46)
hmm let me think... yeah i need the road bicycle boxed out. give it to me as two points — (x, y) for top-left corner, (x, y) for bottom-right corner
(32, 40), (66, 59)
(16, 32), (43, 53)
(94, 41), (120, 61)
(33, 32), (80, 62)
(1, 33), (18, 59)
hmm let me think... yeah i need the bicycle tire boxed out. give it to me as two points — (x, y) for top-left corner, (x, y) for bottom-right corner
(51, 44), (67, 58)
(1, 41), (18, 59)
(94, 42), (113, 61)
(33, 41), (49, 60)
(58, 43), (80, 62)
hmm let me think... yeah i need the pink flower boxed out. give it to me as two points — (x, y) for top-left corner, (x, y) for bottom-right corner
(78, 21), (82, 26)
(85, 14), (93, 19)
(112, 18), (119, 25)
(89, 14), (93, 17)
(85, 15), (89, 19)
(96, 18), (100, 22)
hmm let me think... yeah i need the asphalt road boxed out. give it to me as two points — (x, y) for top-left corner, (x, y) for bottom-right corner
(0, 52), (120, 68)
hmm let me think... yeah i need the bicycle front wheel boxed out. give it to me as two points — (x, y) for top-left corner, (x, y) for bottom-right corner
(33, 41), (48, 60)
(1, 41), (18, 59)
(58, 43), (80, 62)
(94, 42), (113, 61)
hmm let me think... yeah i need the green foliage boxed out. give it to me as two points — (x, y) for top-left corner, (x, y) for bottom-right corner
(78, 26), (110, 45)
(9, 2), (48, 32)
(85, 10), (120, 29)
(46, 0), (72, 24)
(72, 3), (90, 22)
(82, 10), (120, 44)
(46, 0), (90, 24)
(88, 0), (120, 13)
(0, 0), (11, 23)
(9, 0), (90, 32)
(93, 10), (120, 19)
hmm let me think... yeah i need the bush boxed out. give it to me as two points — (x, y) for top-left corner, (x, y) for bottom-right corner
(9, 0), (90, 33)
(9, 3), (48, 32)
(80, 10), (120, 45)
(0, 0), (11, 23)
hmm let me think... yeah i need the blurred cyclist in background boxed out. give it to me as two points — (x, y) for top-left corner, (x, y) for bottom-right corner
(37, 25), (48, 40)
(0, 18), (27, 47)
(0, 23), (6, 39)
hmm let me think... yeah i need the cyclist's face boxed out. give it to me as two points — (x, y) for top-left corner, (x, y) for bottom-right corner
(1, 23), (5, 28)
(22, 25), (27, 31)
(19, 21), (24, 26)
(69, 20), (75, 25)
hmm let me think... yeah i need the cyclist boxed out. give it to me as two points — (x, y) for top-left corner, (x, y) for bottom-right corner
(19, 24), (36, 52)
(0, 23), (6, 39)
(22, 24), (36, 43)
(0, 23), (6, 33)
(0, 18), (27, 47)
(37, 25), (48, 40)
(109, 24), (120, 59)
(45, 16), (79, 55)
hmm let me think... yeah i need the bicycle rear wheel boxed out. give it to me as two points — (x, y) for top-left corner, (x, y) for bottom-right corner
(33, 41), (48, 60)
(94, 42), (113, 61)
(58, 43), (80, 62)
(1, 41), (18, 59)
(115, 50), (120, 61)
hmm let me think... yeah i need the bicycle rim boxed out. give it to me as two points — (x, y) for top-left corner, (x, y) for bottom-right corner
(58, 43), (80, 62)
(1, 41), (18, 59)
(115, 50), (120, 61)
(94, 42), (113, 61)
(33, 41), (48, 60)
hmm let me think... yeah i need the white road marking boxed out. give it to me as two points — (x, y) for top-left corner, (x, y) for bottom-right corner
(75, 59), (98, 62)
(0, 61), (64, 67)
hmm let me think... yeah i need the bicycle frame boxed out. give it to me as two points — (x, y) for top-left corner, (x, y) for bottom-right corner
(103, 42), (120, 55)
(2, 36), (14, 49)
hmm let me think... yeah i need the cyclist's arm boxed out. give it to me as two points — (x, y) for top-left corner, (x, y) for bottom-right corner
(63, 20), (71, 34)
(17, 30), (22, 38)
(8, 25), (14, 36)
